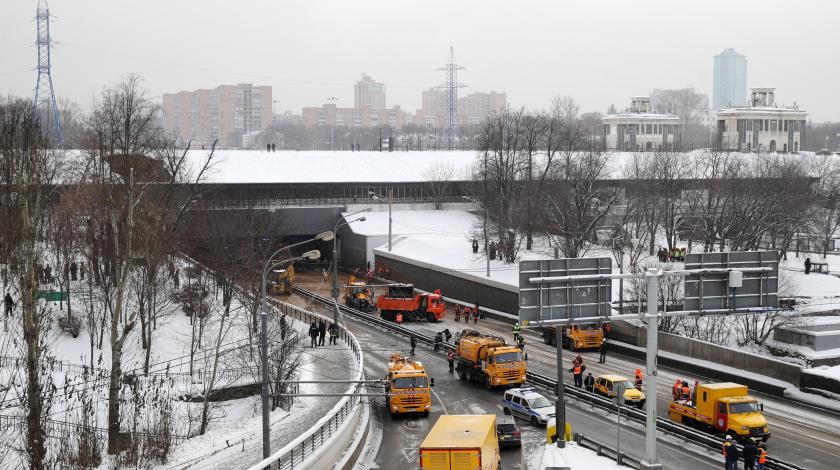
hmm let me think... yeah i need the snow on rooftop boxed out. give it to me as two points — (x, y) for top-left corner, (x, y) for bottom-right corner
(343, 209), (475, 237)
(602, 113), (680, 120)
(185, 150), (476, 184)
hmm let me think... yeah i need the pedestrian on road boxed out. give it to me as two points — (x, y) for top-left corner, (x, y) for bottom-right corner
(571, 363), (583, 388)
(318, 320), (327, 346)
(634, 368), (644, 391)
(598, 338), (607, 363)
(309, 321), (319, 348)
(805, 257), (812, 275)
(447, 350), (455, 373)
(723, 435), (740, 470)
(517, 335), (525, 352)
(454, 305), (461, 322)
(757, 444), (768, 470)
(742, 438), (758, 470)
(410, 335), (417, 356)
(434, 331), (443, 352)
(512, 321), (521, 342)
(584, 372), (595, 392)
(329, 321), (339, 345)
(473, 303), (479, 324)
(443, 328), (452, 342)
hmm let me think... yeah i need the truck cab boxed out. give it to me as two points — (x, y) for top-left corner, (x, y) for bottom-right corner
(714, 397), (769, 441)
(386, 354), (433, 417)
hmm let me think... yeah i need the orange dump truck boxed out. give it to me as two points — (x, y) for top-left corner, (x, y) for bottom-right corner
(377, 284), (446, 322)
(456, 329), (526, 389)
(386, 354), (433, 417)
(419, 415), (500, 470)
(539, 323), (606, 350)
(668, 382), (770, 442)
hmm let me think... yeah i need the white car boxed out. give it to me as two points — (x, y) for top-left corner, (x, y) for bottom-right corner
(501, 387), (555, 426)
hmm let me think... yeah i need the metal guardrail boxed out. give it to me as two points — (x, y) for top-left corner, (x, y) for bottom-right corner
(292, 285), (808, 470)
(245, 297), (364, 470)
(0, 414), (189, 445)
(573, 433), (641, 469)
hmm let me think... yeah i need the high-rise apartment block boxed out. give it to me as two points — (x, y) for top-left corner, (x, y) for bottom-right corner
(713, 48), (747, 110)
(354, 73), (386, 109)
(162, 83), (272, 147)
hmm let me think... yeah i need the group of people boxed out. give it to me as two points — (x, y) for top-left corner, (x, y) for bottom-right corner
(470, 238), (515, 263)
(723, 435), (768, 470)
(672, 378), (700, 403)
(453, 304), (481, 324)
(657, 247), (687, 263)
(433, 329), (453, 352)
(308, 319), (340, 348)
(37, 261), (86, 285)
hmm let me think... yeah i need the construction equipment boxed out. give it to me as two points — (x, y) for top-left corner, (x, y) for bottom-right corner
(344, 275), (375, 312)
(456, 329), (526, 389)
(377, 284), (446, 322)
(385, 354), (433, 417)
(668, 382), (769, 442)
(419, 415), (500, 470)
(268, 265), (295, 295)
(540, 322), (606, 350)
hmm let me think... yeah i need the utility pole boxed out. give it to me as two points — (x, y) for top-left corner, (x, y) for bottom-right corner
(435, 46), (466, 151)
(326, 97), (338, 152)
(641, 267), (663, 470)
(387, 188), (393, 251)
(554, 324), (565, 448)
(33, 0), (63, 146)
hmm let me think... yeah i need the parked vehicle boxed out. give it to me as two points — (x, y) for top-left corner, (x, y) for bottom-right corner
(593, 374), (646, 408)
(377, 284), (446, 322)
(385, 354), (433, 417)
(501, 387), (555, 426)
(419, 414), (500, 470)
(495, 415), (522, 449)
(456, 329), (526, 389)
(668, 382), (769, 442)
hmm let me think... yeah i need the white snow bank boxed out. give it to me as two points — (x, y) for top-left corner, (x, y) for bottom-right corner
(537, 442), (622, 468)
(343, 209), (475, 237)
(809, 364), (840, 381)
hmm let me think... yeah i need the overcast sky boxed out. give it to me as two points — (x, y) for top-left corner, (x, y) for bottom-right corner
(2, 0), (839, 121)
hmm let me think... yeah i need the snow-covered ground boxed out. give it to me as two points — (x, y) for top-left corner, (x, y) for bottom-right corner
(532, 442), (622, 469)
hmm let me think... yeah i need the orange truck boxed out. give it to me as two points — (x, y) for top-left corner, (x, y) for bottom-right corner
(377, 284), (446, 322)
(419, 415), (500, 470)
(456, 329), (526, 389)
(668, 382), (770, 442)
(539, 322), (606, 350)
(386, 354), (433, 417)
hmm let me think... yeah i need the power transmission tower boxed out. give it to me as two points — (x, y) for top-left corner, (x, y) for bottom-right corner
(436, 46), (465, 151)
(33, 0), (64, 146)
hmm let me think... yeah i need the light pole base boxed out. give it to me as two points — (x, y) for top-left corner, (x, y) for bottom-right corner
(639, 461), (663, 470)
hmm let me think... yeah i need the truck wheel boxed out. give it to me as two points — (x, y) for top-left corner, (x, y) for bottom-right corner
(427, 312), (436, 323)
(485, 376), (493, 390)
(530, 416), (539, 427)
(465, 368), (473, 382)
(457, 366), (466, 381)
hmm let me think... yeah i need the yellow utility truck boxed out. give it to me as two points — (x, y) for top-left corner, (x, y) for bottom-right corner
(456, 329), (526, 389)
(668, 382), (770, 442)
(419, 415), (500, 470)
(539, 323), (606, 350)
(269, 265), (295, 295)
(386, 354), (433, 417)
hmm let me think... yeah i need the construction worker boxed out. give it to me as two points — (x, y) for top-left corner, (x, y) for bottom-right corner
(410, 335), (417, 356)
(723, 435), (740, 470)
(517, 335), (525, 352)
(680, 381), (691, 401)
(443, 328), (452, 342)
(396, 312), (403, 325)
(634, 368), (644, 391)
(598, 338), (607, 363)
(473, 304), (479, 324)
(447, 349), (455, 373)
(571, 362), (583, 388)
(757, 443), (768, 470)
(742, 438), (758, 470)
(673, 378), (683, 401)
(512, 322), (521, 342)
(328, 322), (339, 345)
(454, 304), (461, 322)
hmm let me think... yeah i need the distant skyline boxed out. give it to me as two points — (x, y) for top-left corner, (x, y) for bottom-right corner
(2, 0), (838, 121)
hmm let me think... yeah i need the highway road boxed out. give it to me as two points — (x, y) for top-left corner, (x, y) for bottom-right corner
(291, 273), (730, 469)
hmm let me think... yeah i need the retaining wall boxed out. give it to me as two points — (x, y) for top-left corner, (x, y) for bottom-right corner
(800, 371), (840, 396)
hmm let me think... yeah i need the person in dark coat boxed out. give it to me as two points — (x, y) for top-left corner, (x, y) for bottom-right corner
(742, 439), (758, 470)
(584, 372), (595, 392)
(804, 257), (812, 275)
(434, 331), (442, 352)
(318, 320), (327, 346)
(309, 321), (319, 348)
(599, 338), (607, 363)
(447, 350), (455, 373)
(410, 335), (417, 355)
(472, 239), (479, 254)
(329, 322), (339, 345)
(3, 293), (13, 317)
(723, 435), (740, 470)
(70, 262), (78, 281)
(443, 328), (452, 342)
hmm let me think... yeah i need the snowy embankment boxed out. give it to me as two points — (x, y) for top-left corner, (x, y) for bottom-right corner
(533, 442), (622, 469)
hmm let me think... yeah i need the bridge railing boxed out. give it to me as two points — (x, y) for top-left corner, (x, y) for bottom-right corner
(245, 298), (364, 470)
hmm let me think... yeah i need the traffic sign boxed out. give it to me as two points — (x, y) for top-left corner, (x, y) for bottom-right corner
(684, 251), (778, 311)
(518, 258), (612, 325)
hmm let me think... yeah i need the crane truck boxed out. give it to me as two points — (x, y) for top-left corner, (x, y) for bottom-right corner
(385, 354), (433, 417)
(456, 329), (526, 389)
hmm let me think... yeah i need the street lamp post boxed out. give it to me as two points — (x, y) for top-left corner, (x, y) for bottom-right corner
(369, 190), (393, 251)
(258, 231), (333, 459)
(331, 211), (370, 322)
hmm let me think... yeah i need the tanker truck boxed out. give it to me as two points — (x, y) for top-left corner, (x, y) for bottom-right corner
(455, 329), (526, 389)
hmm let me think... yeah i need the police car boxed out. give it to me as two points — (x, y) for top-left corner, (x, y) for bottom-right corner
(501, 387), (555, 426)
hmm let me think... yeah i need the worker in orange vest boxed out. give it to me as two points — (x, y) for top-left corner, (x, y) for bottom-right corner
(454, 304), (461, 322)
(680, 381), (691, 401)
(571, 363), (583, 387)
(634, 368), (644, 390)
(396, 312), (403, 325)
(673, 378), (682, 401)
(757, 443), (767, 470)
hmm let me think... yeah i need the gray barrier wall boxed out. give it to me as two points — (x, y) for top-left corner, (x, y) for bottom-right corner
(610, 320), (802, 387)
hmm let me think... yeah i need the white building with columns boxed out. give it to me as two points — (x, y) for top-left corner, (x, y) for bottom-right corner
(602, 97), (681, 151)
(716, 87), (807, 153)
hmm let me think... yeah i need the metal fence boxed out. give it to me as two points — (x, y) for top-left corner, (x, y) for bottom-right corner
(245, 298), (364, 470)
(573, 433), (641, 468)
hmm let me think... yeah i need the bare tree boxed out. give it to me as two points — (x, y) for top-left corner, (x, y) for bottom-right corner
(422, 161), (456, 210)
